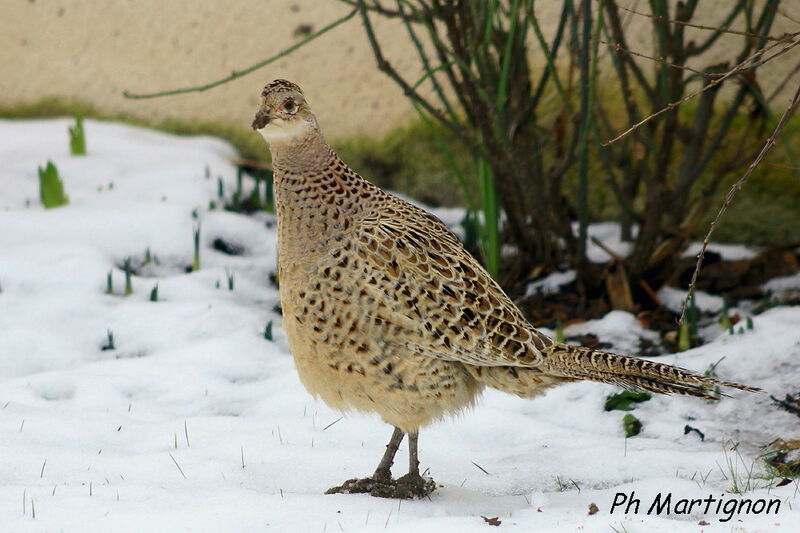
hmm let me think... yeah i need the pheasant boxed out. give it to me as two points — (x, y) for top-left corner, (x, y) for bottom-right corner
(252, 79), (759, 499)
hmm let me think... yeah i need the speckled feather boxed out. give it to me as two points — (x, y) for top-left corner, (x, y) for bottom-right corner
(257, 80), (759, 433)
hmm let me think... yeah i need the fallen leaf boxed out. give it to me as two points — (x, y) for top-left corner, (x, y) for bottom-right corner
(588, 503), (599, 515)
(481, 516), (502, 526)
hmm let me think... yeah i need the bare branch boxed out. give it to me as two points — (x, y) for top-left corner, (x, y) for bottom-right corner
(339, 0), (431, 22)
(123, 9), (358, 99)
(618, 4), (790, 42)
(602, 34), (800, 146)
(600, 40), (725, 78)
(678, 83), (800, 325)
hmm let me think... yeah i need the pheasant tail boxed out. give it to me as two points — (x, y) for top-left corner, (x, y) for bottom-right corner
(540, 345), (761, 399)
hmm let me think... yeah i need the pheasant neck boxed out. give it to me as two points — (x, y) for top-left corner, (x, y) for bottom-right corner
(268, 126), (334, 175)
(269, 126), (368, 270)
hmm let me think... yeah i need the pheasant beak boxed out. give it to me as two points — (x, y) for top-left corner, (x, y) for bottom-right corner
(251, 106), (273, 130)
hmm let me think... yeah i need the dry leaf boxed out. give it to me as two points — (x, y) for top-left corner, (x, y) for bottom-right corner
(481, 515), (502, 526)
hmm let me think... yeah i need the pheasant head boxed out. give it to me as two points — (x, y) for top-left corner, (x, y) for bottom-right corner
(252, 79), (318, 142)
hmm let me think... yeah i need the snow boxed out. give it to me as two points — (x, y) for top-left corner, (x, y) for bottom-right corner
(658, 286), (726, 314)
(524, 270), (576, 297)
(683, 242), (762, 261)
(563, 311), (659, 354)
(764, 272), (800, 294)
(583, 221), (633, 264)
(1, 118), (798, 532)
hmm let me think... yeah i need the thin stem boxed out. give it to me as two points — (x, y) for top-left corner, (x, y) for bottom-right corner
(619, 3), (785, 43)
(123, 8), (358, 99)
(603, 35), (800, 146)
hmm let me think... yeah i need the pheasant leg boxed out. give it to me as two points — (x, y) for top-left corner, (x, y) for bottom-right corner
(394, 431), (436, 498)
(326, 427), (434, 498)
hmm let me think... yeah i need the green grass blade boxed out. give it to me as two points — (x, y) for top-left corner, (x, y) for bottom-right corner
(37, 160), (69, 208)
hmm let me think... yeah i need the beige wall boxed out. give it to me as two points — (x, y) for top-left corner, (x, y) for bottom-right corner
(3, 0), (426, 138)
(2, 1), (796, 139)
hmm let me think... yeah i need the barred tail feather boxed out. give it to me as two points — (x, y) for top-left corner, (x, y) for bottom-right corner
(542, 346), (761, 399)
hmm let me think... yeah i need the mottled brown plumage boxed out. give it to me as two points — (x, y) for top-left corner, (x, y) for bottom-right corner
(252, 79), (759, 499)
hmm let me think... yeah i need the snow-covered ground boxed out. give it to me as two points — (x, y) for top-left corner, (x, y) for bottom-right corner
(1, 119), (798, 532)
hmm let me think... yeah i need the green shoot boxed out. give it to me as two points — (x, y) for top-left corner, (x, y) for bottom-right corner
(68, 116), (86, 155)
(719, 296), (732, 330)
(105, 270), (113, 294)
(38, 161), (69, 208)
(217, 177), (224, 199)
(677, 319), (691, 352)
(123, 257), (133, 296)
(746, 316), (754, 330)
(677, 294), (699, 351)
(191, 224), (201, 272)
(149, 283), (159, 302)
(248, 180), (262, 210)
(101, 329), (115, 351)
(554, 317), (565, 343)
(263, 320), (273, 341)
(476, 158), (500, 280)
(225, 268), (235, 291)
(703, 356), (725, 401)
(460, 210), (478, 251)
(622, 414), (642, 437)
(688, 294), (699, 342)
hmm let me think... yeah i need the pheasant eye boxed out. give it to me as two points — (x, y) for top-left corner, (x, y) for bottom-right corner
(282, 100), (298, 114)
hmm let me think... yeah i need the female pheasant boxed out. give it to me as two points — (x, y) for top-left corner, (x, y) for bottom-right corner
(252, 79), (759, 499)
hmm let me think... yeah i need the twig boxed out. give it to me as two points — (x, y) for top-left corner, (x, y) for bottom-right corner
(168, 452), (188, 479)
(601, 40), (723, 78)
(322, 417), (343, 431)
(123, 8), (358, 99)
(339, 0), (425, 21)
(678, 83), (800, 325)
(638, 279), (663, 308)
(617, 4), (789, 42)
(590, 236), (625, 263)
(603, 35), (800, 146)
